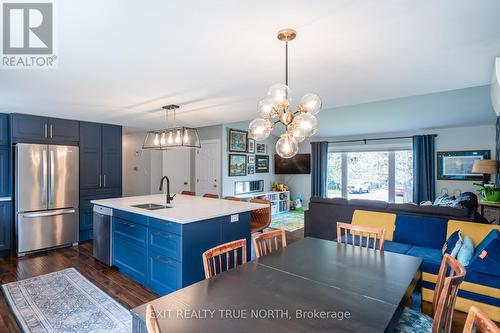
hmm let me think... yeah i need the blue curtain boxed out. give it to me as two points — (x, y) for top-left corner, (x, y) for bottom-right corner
(311, 141), (328, 197)
(496, 116), (500, 185)
(412, 135), (436, 203)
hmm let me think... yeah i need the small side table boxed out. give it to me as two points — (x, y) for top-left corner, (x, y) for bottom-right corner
(479, 200), (500, 224)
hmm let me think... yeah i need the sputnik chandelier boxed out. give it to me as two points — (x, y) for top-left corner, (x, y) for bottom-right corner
(248, 28), (322, 158)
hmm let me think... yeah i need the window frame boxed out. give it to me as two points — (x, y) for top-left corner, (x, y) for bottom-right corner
(328, 146), (412, 203)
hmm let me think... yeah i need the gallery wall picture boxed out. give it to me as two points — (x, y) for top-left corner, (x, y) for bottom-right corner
(256, 143), (267, 154)
(255, 155), (269, 173)
(248, 138), (255, 153)
(437, 150), (490, 181)
(248, 155), (255, 164)
(228, 128), (248, 152)
(229, 154), (247, 176)
(247, 164), (255, 175)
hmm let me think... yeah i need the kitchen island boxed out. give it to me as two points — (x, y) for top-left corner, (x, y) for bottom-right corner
(91, 194), (266, 295)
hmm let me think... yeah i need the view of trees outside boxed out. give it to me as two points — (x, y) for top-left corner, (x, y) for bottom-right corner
(395, 150), (413, 203)
(327, 150), (413, 203)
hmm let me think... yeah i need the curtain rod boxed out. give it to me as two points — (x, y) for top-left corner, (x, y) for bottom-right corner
(314, 134), (437, 145)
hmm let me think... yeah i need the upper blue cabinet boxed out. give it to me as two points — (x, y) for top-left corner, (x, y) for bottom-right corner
(80, 121), (122, 193)
(11, 113), (79, 145)
(0, 114), (9, 145)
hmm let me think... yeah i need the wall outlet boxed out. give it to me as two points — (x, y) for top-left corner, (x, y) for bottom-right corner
(230, 214), (239, 223)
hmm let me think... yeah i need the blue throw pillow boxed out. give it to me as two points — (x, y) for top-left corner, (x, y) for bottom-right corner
(457, 236), (474, 266)
(469, 229), (500, 276)
(442, 230), (462, 257)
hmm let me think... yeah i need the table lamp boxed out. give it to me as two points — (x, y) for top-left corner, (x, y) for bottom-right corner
(472, 159), (499, 184)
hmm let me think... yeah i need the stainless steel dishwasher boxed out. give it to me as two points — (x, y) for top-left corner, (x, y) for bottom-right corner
(93, 205), (113, 266)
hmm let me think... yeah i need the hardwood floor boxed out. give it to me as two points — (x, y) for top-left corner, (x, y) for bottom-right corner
(0, 239), (473, 333)
(0, 242), (158, 333)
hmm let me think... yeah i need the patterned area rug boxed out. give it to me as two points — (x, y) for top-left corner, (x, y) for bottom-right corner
(2, 268), (131, 333)
(270, 211), (304, 232)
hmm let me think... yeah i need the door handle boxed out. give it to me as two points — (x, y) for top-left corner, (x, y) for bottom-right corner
(99, 175), (102, 188)
(154, 256), (173, 264)
(42, 150), (47, 206)
(103, 175), (106, 187)
(49, 150), (54, 205)
(50, 124), (53, 138)
(44, 123), (48, 138)
(23, 208), (76, 218)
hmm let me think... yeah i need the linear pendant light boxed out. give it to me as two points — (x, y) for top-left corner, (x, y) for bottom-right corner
(142, 104), (201, 150)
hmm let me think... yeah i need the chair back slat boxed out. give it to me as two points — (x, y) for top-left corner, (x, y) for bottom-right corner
(202, 239), (247, 279)
(462, 306), (500, 333)
(250, 198), (272, 233)
(253, 229), (287, 258)
(337, 222), (385, 251)
(145, 304), (161, 333)
(224, 196), (243, 201)
(203, 193), (219, 199)
(431, 254), (466, 333)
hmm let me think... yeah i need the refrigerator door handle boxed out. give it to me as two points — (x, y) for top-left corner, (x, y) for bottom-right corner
(22, 208), (76, 218)
(42, 149), (48, 206)
(49, 150), (55, 205)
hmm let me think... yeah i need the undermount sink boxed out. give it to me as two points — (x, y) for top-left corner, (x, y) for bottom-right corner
(131, 203), (172, 210)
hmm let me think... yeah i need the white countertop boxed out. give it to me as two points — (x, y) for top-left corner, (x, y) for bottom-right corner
(91, 194), (267, 224)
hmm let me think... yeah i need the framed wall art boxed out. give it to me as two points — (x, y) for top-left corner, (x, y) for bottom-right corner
(228, 129), (248, 152)
(437, 150), (490, 181)
(255, 155), (269, 173)
(228, 154), (247, 176)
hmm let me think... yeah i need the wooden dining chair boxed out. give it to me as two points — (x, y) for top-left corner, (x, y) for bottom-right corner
(336, 222), (385, 251)
(394, 254), (466, 333)
(202, 239), (247, 279)
(145, 304), (161, 333)
(253, 229), (287, 258)
(203, 193), (219, 199)
(250, 198), (272, 233)
(181, 190), (196, 196)
(462, 306), (500, 333)
(224, 196), (242, 201)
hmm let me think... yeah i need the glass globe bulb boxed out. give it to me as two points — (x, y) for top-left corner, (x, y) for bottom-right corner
(167, 131), (174, 144)
(183, 129), (190, 144)
(258, 98), (277, 119)
(248, 118), (272, 141)
(299, 93), (322, 115)
(294, 113), (317, 137)
(276, 133), (298, 159)
(160, 132), (166, 145)
(153, 133), (160, 146)
(267, 83), (291, 106)
(288, 122), (305, 142)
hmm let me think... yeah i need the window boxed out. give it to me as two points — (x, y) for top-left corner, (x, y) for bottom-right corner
(327, 150), (413, 203)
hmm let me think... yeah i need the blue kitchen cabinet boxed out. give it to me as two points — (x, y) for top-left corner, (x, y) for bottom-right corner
(11, 113), (79, 144)
(110, 210), (251, 295)
(79, 122), (122, 241)
(113, 235), (148, 284)
(79, 122), (102, 190)
(0, 113), (9, 145)
(0, 201), (12, 251)
(101, 124), (122, 190)
(48, 118), (79, 143)
(0, 147), (10, 198)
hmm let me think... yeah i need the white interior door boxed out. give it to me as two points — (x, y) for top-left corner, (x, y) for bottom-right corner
(196, 140), (221, 196)
(162, 149), (191, 194)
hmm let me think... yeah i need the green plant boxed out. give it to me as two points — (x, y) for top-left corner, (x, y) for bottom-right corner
(474, 183), (500, 201)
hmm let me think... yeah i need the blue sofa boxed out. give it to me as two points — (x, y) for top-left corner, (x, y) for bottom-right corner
(334, 209), (500, 321)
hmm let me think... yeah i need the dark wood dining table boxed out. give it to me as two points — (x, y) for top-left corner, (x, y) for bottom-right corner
(131, 237), (422, 332)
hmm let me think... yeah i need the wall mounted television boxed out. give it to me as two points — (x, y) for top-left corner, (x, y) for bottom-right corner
(274, 154), (311, 174)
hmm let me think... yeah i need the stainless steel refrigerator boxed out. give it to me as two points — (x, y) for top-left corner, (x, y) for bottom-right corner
(15, 144), (79, 255)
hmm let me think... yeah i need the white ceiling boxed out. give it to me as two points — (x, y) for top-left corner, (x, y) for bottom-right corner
(1, 0), (499, 134)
